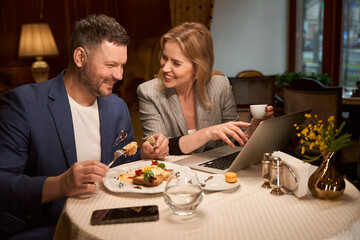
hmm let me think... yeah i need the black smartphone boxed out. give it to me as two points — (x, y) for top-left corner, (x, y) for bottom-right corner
(90, 205), (159, 225)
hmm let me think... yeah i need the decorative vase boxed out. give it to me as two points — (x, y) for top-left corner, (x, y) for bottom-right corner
(308, 156), (345, 199)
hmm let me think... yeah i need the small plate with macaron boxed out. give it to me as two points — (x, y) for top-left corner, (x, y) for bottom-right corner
(198, 172), (239, 191)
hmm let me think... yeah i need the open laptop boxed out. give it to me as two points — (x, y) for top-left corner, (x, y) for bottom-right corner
(173, 109), (312, 174)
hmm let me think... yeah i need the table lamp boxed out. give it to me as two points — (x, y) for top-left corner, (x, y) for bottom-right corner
(18, 23), (59, 83)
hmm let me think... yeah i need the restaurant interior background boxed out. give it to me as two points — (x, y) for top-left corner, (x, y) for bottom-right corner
(0, 0), (359, 188)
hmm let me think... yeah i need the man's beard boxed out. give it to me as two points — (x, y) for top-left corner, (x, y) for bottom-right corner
(80, 63), (112, 98)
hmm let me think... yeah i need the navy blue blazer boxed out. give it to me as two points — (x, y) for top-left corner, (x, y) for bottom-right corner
(0, 70), (140, 236)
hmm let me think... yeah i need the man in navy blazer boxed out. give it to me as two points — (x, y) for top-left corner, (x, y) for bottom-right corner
(0, 14), (168, 239)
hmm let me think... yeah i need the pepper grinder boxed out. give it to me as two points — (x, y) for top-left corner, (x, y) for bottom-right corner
(270, 156), (284, 196)
(261, 153), (272, 188)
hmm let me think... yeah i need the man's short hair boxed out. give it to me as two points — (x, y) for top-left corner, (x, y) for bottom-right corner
(70, 14), (130, 56)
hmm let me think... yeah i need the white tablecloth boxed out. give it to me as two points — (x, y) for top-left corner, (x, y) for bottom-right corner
(54, 156), (360, 240)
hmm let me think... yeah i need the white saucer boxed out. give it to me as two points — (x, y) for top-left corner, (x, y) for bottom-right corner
(199, 174), (239, 191)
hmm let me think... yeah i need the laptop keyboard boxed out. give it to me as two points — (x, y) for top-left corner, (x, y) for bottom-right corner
(199, 151), (240, 170)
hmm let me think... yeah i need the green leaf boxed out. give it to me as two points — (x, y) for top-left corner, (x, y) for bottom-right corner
(334, 121), (346, 138)
(302, 154), (322, 162)
(144, 170), (156, 182)
(330, 133), (352, 152)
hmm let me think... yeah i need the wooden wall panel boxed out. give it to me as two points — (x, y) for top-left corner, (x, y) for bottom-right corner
(0, 0), (171, 84)
(117, 0), (172, 39)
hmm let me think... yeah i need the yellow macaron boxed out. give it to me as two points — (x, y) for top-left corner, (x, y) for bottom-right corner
(225, 172), (237, 183)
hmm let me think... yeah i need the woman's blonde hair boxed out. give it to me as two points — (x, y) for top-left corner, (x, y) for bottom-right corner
(158, 22), (214, 110)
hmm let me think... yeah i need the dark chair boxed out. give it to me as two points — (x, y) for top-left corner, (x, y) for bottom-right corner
(284, 78), (359, 187)
(283, 78), (342, 156)
(228, 75), (275, 122)
(283, 78), (342, 127)
(283, 78), (360, 183)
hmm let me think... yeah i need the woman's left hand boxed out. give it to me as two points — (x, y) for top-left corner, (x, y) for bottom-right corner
(264, 105), (274, 119)
(247, 105), (275, 135)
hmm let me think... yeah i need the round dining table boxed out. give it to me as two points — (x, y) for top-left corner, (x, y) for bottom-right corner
(53, 155), (360, 240)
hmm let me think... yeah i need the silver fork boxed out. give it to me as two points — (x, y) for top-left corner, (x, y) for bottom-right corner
(142, 136), (157, 148)
(108, 148), (125, 168)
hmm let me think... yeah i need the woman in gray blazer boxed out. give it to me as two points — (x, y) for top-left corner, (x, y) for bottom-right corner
(138, 22), (273, 154)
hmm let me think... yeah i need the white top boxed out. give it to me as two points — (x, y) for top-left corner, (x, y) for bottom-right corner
(68, 96), (101, 162)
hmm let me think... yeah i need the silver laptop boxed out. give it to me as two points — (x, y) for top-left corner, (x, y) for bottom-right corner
(174, 109), (312, 174)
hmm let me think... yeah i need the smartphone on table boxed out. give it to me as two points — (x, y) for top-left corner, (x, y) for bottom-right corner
(90, 205), (159, 225)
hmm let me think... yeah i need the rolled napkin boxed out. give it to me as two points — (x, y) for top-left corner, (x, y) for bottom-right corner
(272, 151), (313, 198)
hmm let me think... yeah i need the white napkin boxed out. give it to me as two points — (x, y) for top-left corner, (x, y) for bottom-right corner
(272, 151), (313, 198)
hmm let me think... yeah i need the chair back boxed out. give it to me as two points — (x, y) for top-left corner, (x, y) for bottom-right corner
(229, 76), (275, 107)
(236, 70), (264, 78)
(283, 78), (342, 127)
(228, 76), (275, 121)
(212, 70), (225, 76)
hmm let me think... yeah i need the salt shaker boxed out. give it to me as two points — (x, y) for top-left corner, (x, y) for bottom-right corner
(261, 153), (272, 188)
(270, 156), (284, 196)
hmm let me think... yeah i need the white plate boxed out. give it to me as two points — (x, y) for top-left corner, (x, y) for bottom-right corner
(198, 174), (240, 191)
(103, 160), (191, 194)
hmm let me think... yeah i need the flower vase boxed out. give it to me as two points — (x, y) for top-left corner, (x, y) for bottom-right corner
(308, 157), (345, 199)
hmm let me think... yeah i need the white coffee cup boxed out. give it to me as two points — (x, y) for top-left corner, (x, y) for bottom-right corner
(250, 104), (268, 119)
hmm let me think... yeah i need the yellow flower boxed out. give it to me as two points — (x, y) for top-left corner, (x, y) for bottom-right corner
(301, 128), (309, 135)
(309, 143), (314, 150)
(295, 114), (351, 162)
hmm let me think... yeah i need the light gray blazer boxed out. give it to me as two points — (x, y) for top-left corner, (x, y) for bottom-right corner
(137, 75), (239, 152)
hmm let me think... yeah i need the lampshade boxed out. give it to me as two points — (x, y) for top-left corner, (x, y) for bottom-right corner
(18, 23), (59, 82)
(18, 23), (59, 57)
